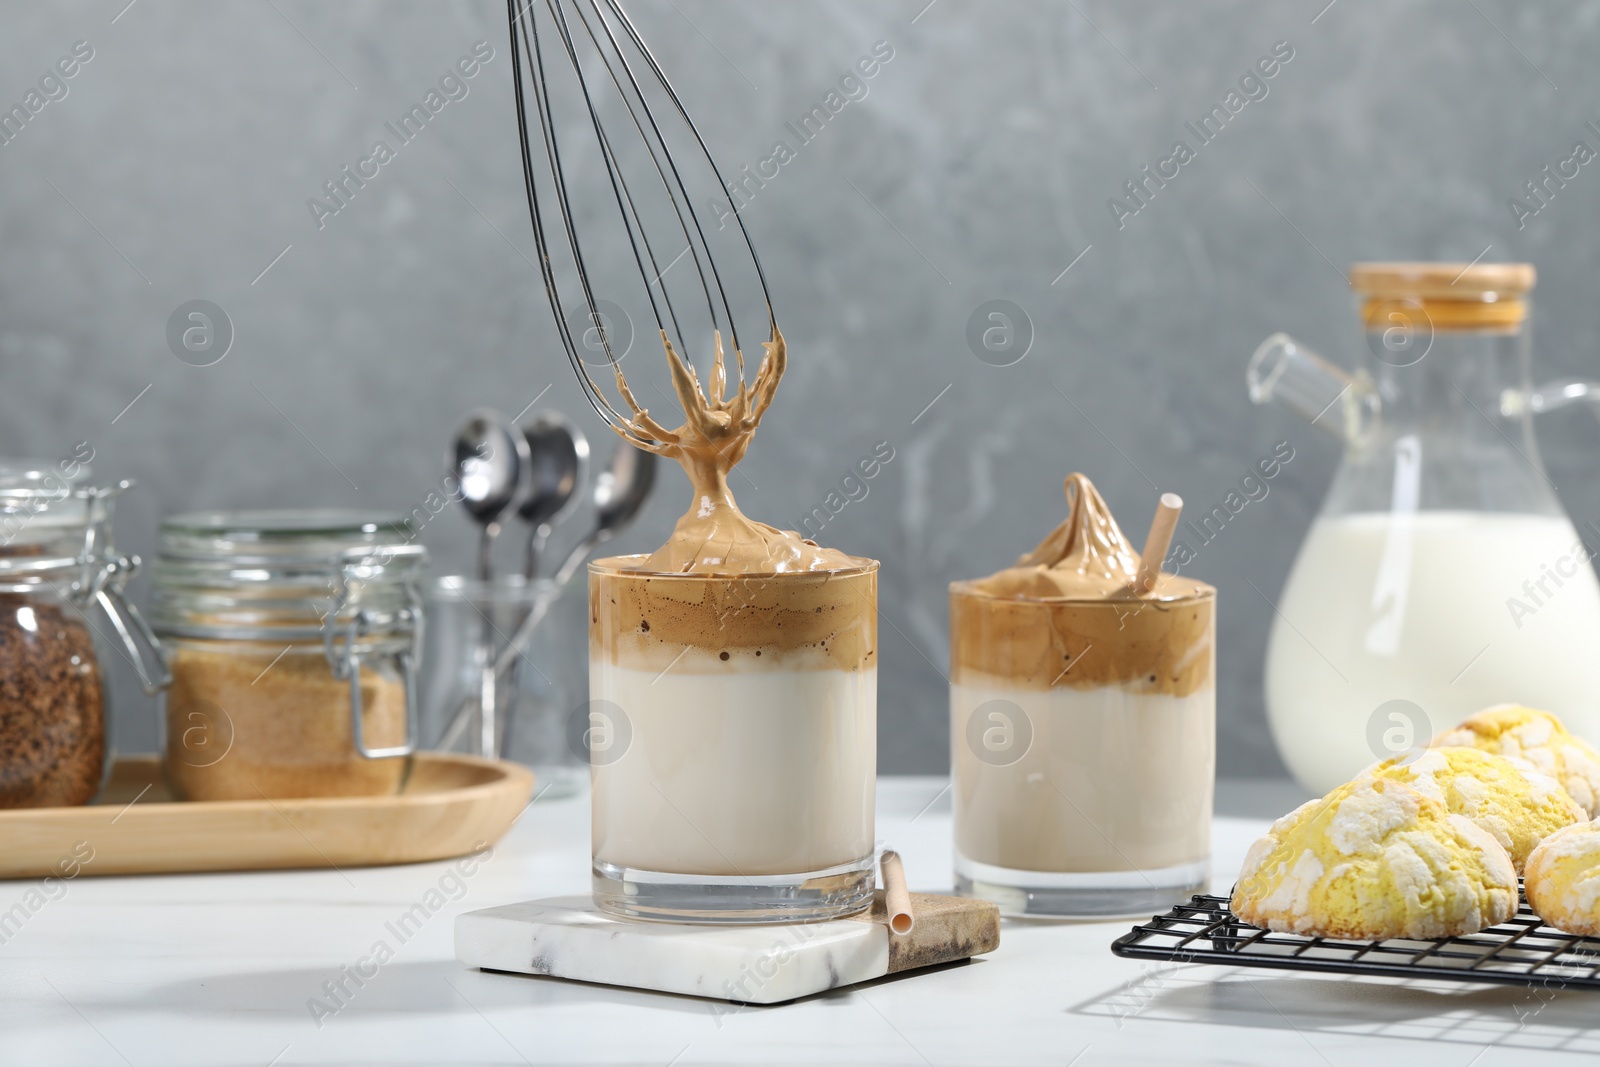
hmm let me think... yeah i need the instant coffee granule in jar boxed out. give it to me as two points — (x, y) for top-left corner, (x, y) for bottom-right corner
(151, 510), (425, 802)
(0, 463), (161, 809)
(0, 596), (104, 808)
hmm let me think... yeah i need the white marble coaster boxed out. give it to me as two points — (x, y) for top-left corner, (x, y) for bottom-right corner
(455, 891), (999, 1004)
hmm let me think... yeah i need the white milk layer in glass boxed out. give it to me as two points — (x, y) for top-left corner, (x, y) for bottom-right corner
(951, 681), (1214, 873)
(591, 659), (876, 876)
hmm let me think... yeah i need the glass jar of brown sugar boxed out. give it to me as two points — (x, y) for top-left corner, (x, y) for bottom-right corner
(0, 460), (168, 808)
(149, 510), (426, 800)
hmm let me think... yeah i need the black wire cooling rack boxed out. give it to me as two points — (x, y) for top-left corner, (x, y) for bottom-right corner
(1111, 891), (1600, 991)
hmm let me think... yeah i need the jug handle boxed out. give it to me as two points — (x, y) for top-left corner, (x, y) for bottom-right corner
(1504, 380), (1600, 422)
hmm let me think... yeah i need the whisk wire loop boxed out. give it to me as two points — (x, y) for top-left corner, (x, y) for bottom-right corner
(506, 0), (776, 449)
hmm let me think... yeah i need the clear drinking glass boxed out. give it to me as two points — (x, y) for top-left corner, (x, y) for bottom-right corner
(588, 559), (878, 923)
(420, 574), (588, 797)
(950, 583), (1215, 917)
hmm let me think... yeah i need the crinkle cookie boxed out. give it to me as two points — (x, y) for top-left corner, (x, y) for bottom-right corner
(1359, 746), (1584, 871)
(1433, 705), (1600, 817)
(1524, 821), (1600, 936)
(1232, 777), (1517, 940)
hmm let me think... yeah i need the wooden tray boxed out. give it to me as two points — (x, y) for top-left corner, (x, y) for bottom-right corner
(0, 753), (534, 879)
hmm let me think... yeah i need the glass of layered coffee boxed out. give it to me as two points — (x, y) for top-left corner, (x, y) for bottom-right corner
(951, 474), (1215, 917)
(590, 562), (877, 921)
(584, 328), (879, 923)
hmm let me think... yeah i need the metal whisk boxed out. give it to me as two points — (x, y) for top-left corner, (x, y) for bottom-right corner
(506, 0), (778, 448)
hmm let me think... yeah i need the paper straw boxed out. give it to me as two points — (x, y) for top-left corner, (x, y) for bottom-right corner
(881, 850), (913, 935)
(1135, 493), (1184, 595)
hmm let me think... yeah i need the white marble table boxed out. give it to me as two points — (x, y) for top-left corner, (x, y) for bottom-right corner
(2, 777), (1597, 1065)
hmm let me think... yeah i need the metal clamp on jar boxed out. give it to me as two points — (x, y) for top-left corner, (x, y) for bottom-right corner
(150, 510), (426, 800)
(0, 461), (167, 808)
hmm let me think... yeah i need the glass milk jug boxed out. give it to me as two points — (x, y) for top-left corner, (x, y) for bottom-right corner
(1248, 262), (1600, 794)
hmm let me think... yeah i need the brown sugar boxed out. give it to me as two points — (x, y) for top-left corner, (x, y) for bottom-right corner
(0, 597), (105, 808)
(164, 644), (409, 800)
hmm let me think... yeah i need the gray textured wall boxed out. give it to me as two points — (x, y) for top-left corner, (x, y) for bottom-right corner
(4, 0), (1600, 776)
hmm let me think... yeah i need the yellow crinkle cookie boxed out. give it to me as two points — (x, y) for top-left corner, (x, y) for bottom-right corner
(1525, 820), (1600, 935)
(1232, 777), (1516, 940)
(1359, 747), (1584, 871)
(1432, 705), (1600, 817)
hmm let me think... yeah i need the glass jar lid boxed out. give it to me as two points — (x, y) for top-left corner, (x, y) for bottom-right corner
(0, 458), (123, 575)
(151, 508), (425, 641)
(158, 508), (416, 565)
(0, 457), (91, 506)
